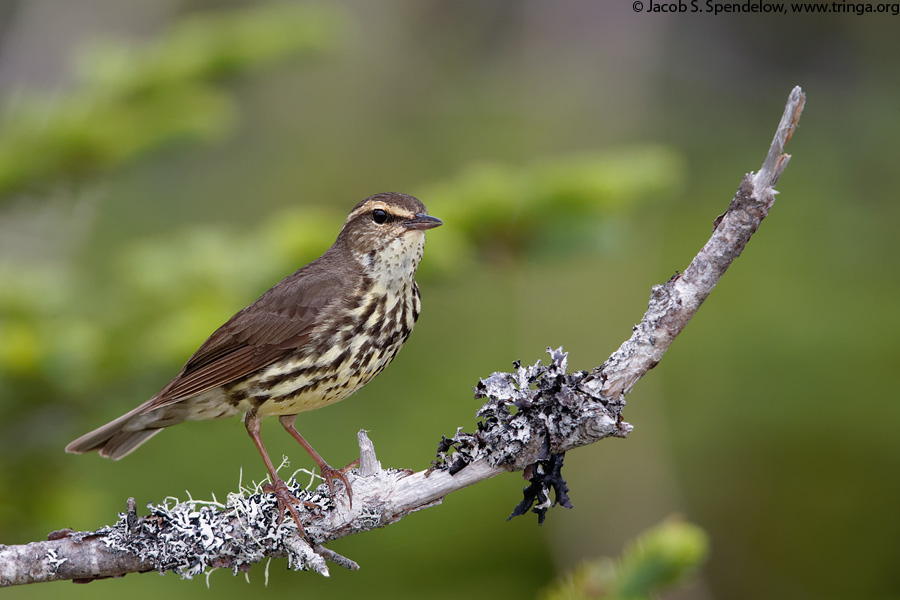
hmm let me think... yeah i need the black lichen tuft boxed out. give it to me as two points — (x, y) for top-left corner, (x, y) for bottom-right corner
(507, 451), (573, 525)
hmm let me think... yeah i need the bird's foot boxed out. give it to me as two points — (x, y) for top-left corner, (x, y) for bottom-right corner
(263, 476), (316, 534)
(320, 459), (359, 506)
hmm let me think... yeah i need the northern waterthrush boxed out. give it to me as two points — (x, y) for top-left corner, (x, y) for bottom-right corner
(66, 192), (442, 527)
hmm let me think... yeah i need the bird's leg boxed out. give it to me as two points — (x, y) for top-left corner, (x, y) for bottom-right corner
(245, 411), (311, 532)
(278, 414), (355, 505)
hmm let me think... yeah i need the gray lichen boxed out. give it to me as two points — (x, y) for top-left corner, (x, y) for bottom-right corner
(102, 477), (336, 579)
(433, 347), (631, 521)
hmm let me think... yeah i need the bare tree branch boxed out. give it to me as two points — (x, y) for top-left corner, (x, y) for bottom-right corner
(583, 85), (805, 403)
(0, 86), (806, 588)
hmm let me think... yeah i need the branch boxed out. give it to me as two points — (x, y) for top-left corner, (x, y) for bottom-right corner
(0, 86), (806, 587)
(583, 84), (805, 402)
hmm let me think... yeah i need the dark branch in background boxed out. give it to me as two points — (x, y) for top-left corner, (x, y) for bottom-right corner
(0, 86), (806, 587)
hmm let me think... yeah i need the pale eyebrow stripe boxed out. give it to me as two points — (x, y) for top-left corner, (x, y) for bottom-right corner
(345, 202), (381, 222)
(345, 202), (415, 223)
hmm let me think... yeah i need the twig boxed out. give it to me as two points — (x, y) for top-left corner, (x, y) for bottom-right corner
(0, 86), (805, 587)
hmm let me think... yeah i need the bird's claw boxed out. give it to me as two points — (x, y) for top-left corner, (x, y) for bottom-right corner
(263, 477), (316, 534)
(320, 460), (358, 507)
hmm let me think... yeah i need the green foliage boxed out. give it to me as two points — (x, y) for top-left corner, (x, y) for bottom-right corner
(0, 2), (341, 200)
(423, 145), (683, 271)
(0, 148), (682, 398)
(540, 518), (709, 600)
(0, 0), (683, 419)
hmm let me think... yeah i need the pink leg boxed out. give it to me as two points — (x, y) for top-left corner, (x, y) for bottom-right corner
(278, 414), (358, 504)
(245, 411), (309, 533)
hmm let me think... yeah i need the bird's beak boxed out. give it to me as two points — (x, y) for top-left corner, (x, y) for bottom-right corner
(404, 213), (443, 231)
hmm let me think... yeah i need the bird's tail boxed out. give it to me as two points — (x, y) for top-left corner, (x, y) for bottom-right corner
(65, 404), (164, 460)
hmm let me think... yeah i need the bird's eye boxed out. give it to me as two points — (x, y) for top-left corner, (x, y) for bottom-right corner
(372, 209), (388, 224)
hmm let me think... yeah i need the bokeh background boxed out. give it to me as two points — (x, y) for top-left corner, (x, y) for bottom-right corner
(1, 1), (898, 599)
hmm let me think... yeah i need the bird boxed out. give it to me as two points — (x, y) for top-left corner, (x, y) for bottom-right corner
(66, 192), (442, 528)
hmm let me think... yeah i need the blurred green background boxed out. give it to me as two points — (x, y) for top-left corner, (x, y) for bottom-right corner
(1, 1), (898, 599)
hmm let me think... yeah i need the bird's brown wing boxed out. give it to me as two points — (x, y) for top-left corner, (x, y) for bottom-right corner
(140, 267), (345, 413)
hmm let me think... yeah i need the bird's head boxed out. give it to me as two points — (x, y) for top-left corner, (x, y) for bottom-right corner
(339, 192), (442, 280)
